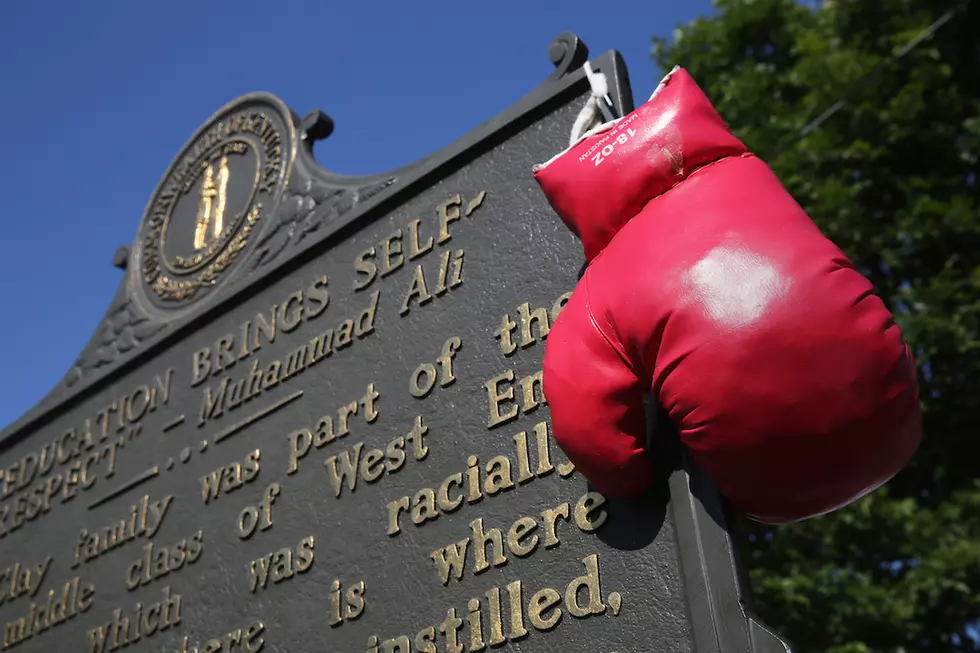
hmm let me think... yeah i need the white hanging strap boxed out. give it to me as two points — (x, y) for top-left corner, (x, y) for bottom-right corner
(534, 62), (624, 172)
(585, 61), (617, 122)
(568, 62), (618, 147)
(535, 64), (682, 173)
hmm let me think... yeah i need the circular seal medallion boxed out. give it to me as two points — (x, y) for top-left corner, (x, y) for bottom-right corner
(131, 94), (296, 313)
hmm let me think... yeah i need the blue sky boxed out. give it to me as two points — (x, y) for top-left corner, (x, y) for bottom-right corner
(0, 0), (714, 430)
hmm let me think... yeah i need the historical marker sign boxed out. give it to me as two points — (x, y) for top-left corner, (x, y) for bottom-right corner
(0, 34), (790, 653)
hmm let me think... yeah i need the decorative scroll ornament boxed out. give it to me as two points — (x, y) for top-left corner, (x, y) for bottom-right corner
(46, 30), (598, 407)
(64, 296), (166, 388)
(249, 175), (395, 271)
(246, 108), (396, 272)
(245, 29), (589, 276)
(547, 31), (590, 80)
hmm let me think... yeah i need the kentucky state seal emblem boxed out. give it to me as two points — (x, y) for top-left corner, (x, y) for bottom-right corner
(131, 94), (296, 313)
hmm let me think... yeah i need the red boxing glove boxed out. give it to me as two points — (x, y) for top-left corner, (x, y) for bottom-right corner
(533, 68), (921, 524)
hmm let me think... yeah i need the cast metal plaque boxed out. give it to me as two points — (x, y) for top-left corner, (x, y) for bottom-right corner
(0, 33), (790, 653)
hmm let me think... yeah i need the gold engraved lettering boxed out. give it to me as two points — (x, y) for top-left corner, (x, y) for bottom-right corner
(437, 473), (464, 513)
(190, 276), (330, 388)
(0, 557), (53, 608)
(0, 370), (173, 539)
(1, 577), (95, 650)
(236, 483), (280, 540)
(450, 252), (464, 289)
(409, 337), (461, 398)
(433, 250), (450, 295)
(494, 313), (518, 356)
(409, 364), (436, 399)
(369, 554), (617, 651)
(254, 306), (278, 355)
(198, 290), (378, 428)
(199, 449), (260, 504)
(484, 456), (515, 495)
(387, 420), (574, 536)
(362, 450), (385, 482)
(123, 387), (147, 423)
(520, 370), (545, 413)
(470, 518), (507, 574)
(279, 290), (304, 333)
(399, 251), (464, 316)
(354, 191), (485, 294)
(517, 302), (550, 349)
(465, 190), (487, 216)
(466, 455), (483, 505)
(161, 414), (186, 433)
(125, 530), (204, 591)
(325, 416), (428, 499)
(494, 292), (572, 356)
(386, 496), (410, 538)
(178, 618), (265, 653)
(382, 635), (412, 653)
(528, 588), (562, 631)
(287, 383), (380, 475)
(485, 370), (518, 428)
(439, 608), (464, 653)
(565, 554), (607, 618)
(428, 493), (606, 585)
(574, 492), (609, 532)
(485, 368), (547, 429)
(507, 518), (539, 558)
(329, 579), (366, 627)
(484, 587), (506, 646)
(400, 264), (432, 315)
(529, 422), (554, 476)
(281, 344), (307, 379)
(247, 535), (314, 593)
(382, 231), (405, 277)
(540, 503), (570, 549)
(214, 336), (236, 375)
(354, 247), (378, 290)
(411, 489), (438, 526)
(437, 195), (462, 243)
(407, 219), (433, 260)
(466, 599), (485, 651)
(416, 629), (438, 653)
(73, 494), (174, 568)
(513, 430), (533, 483)
(84, 586), (180, 652)
(506, 580), (530, 641)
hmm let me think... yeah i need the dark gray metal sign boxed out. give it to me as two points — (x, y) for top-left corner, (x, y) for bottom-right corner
(0, 33), (790, 653)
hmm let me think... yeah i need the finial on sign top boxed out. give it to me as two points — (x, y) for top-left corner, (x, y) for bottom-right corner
(547, 31), (590, 80)
(113, 246), (130, 270)
(300, 109), (335, 144)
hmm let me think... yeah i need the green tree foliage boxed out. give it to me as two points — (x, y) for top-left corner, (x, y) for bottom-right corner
(653, 1), (980, 650)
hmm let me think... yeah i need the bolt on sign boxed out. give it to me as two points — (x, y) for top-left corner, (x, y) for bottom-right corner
(0, 32), (791, 653)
